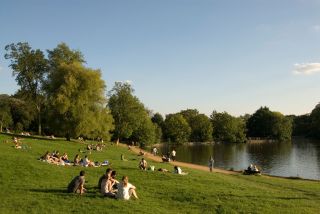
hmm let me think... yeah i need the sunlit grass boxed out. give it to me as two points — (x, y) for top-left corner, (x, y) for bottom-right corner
(0, 134), (319, 214)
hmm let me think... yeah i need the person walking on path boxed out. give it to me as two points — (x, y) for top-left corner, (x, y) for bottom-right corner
(208, 156), (214, 172)
(171, 149), (176, 161)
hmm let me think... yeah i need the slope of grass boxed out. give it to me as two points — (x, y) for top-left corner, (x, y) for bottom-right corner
(0, 134), (319, 214)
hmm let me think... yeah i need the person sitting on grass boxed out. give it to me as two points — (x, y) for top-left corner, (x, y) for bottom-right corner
(116, 176), (138, 200)
(244, 164), (261, 175)
(139, 158), (147, 170)
(73, 154), (81, 166)
(82, 155), (94, 167)
(98, 168), (112, 188)
(174, 166), (188, 175)
(110, 170), (119, 190)
(138, 150), (145, 156)
(61, 153), (70, 163)
(162, 155), (170, 162)
(67, 170), (86, 194)
(100, 171), (117, 198)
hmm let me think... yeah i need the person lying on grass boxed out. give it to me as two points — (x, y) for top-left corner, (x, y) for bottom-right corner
(40, 151), (59, 164)
(67, 170), (86, 194)
(116, 176), (138, 200)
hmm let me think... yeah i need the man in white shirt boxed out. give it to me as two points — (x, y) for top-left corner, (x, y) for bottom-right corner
(171, 149), (176, 161)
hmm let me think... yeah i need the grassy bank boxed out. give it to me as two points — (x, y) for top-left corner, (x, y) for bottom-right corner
(0, 134), (319, 214)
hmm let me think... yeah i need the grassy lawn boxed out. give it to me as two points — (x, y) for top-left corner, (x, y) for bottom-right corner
(0, 134), (319, 214)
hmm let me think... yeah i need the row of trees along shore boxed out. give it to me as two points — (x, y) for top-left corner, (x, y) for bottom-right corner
(1, 42), (320, 145)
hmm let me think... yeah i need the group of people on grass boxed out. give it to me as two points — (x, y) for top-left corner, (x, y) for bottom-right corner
(138, 157), (187, 174)
(40, 151), (105, 167)
(68, 169), (138, 200)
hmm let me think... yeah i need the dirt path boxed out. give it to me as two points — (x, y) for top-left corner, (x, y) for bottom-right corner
(119, 143), (239, 175)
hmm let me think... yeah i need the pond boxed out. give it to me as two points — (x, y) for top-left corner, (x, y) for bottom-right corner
(159, 138), (320, 180)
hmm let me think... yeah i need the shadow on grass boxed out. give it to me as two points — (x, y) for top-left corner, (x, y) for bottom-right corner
(29, 188), (104, 198)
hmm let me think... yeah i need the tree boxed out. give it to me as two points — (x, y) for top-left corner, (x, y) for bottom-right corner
(46, 62), (113, 140)
(47, 42), (85, 68)
(151, 113), (164, 128)
(163, 114), (191, 144)
(5, 42), (48, 135)
(179, 109), (212, 142)
(108, 82), (156, 145)
(310, 104), (320, 139)
(9, 96), (36, 132)
(292, 114), (311, 137)
(246, 107), (292, 141)
(179, 109), (199, 124)
(210, 111), (246, 143)
(189, 114), (213, 142)
(0, 95), (13, 132)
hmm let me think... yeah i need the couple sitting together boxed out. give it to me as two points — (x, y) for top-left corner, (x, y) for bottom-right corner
(99, 168), (138, 200)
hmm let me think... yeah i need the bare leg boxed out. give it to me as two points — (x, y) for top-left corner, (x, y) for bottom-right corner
(129, 189), (138, 199)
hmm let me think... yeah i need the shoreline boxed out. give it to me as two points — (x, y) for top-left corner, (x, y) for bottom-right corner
(122, 143), (319, 182)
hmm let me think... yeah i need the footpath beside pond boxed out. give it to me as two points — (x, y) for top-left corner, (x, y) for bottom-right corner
(124, 144), (238, 175)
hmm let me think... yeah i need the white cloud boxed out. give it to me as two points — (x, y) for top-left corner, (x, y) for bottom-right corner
(115, 80), (133, 85)
(312, 25), (320, 32)
(293, 63), (320, 75)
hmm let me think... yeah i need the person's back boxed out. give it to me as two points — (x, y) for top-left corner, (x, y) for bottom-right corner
(67, 171), (85, 194)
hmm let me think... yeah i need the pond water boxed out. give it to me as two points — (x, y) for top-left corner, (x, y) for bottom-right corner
(159, 138), (320, 180)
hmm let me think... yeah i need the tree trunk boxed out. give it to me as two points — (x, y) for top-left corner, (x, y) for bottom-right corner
(38, 106), (41, 135)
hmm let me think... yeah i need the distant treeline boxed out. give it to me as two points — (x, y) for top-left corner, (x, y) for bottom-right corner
(1, 42), (319, 145)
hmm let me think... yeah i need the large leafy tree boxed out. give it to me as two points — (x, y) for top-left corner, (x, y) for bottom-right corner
(210, 111), (246, 143)
(246, 107), (292, 141)
(108, 82), (156, 145)
(163, 114), (191, 144)
(179, 109), (212, 142)
(0, 95), (13, 132)
(292, 114), (311, 137)
(309, 104), (320, 139)
(4, 42), (48, 135)
(46, 62), (113, 140)
(190, 114), (213, 142)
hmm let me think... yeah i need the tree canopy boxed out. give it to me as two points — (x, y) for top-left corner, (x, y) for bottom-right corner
(210, 111), (246, 143)
(246, 107), (292, 141)
(163, 114), (191, 144)
(108, 82), (157, 145)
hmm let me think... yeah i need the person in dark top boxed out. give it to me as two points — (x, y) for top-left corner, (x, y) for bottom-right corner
(67, 171), (86, 194)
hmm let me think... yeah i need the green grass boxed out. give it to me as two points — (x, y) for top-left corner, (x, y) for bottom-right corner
(0, 134), (319, 214)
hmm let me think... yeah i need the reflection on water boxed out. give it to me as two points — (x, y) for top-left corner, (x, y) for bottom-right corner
(159, 138), (320, 180)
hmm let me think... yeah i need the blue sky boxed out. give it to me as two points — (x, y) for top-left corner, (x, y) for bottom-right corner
(1, 0), (320, 116)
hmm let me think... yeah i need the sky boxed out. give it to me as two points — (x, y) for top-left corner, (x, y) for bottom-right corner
(1, 0), (320, 116)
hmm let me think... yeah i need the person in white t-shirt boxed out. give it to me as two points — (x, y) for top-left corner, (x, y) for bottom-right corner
(171, 149), (176, 161)
(116, 176), (138, 200)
